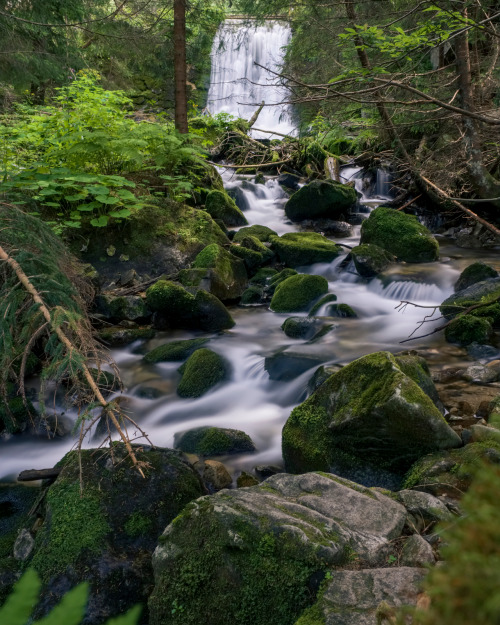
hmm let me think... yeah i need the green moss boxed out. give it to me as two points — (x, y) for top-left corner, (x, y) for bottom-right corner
(324, 303), (357, 318)
(455, 262), (498, 292)
(174, 426), (255, 456)
(31, 481), (110, 582)
(0, 395), (36, 434)
(284, 180), (356, 222)
(177, 348), (230, 398)
(146, 280), (195, 314)
(249, 268), (278, 285)
(270, 233), (342, 267)
(189, 244), (247, 300)
(351, 244), (395, 278)
(308, 294), (338, 316)
(240, 286), (264, 305)
(360, 206), (439, 263)
(445, 315), (493, 346)
(205, 190), (248, 227)
(124, 512), (153, 537)
(192, 289), (235, 331)
(233, 225), (278, 243)
(97, 326), (155, 346)
(440, 279), (500, 320)
(268, 268), (298, 293)
(270, 274), (329, 313)
(230, 245), (264, 272)
(143, 338), (209, 363)
(238, 235), (273, 262)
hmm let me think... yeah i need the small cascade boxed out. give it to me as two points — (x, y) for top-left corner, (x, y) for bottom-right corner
(207, 20), (294, 137)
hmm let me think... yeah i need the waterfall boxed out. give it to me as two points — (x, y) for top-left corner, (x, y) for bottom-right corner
(206, 19), (295, 138)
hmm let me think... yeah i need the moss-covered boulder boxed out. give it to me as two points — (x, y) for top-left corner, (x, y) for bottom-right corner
(445, 315), (493, 346)
(270, 274), (329, 313)
(323, 302), (358, 318)
(174, 426), (256, 455)
(360, 207), (439, 263)
(230, 244), (265, 272)
(240, 285), (265, 305)
(268, 268), (298, 293)
(94, 294), (151, 322)
(238, 235), (274, 263)
(145, 281), (235, 332)
(149, 472), (407, 625)
(30, 445), (205, 624)
(97, 326), (156, 346)
(282, 351), (461, 487)
(233, 224), (277, 243)
(281, 317), (328, 340)
(143, 338), (209, 364)
(308, 294), (338, 316)
(177, 349), (230, 398)
(455, 262), (498, 292)
(249, 267), (278, 285)
(205, 190), (248, 227)
(284, 180), (357, 222)
(269, 232), (342, 267)
(179, 244), (248, 301)
(440, 278), (500, 321)
(351, 244), (395, 278)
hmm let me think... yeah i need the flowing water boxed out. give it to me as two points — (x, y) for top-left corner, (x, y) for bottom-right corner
(1, 22), (500, 481)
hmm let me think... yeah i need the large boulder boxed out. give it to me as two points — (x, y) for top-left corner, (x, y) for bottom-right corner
(454, 262), (498, 292)
(149, 472), (407, 625)
(174, 426), (256, 455)
(270, 274), (329, 313)
(30, 446), (205, 624)
(177, 348), (230, 398)
(295, 568), (426, 625)
(360, 207), (439, 263)
(179, 244), (248, 301)
(205, 190), (248, 227)
(284, 180), (357, 222)
(94, 294), (151, 322)
(269, 232), (342, 267)
(282, 351), (461, 487)
(233, 224), (277, 243)
(440, 277), (500, 323)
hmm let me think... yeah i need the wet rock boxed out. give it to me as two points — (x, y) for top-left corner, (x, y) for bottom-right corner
(97, 326), (155, 346)
(395, 352), (444, 413)
(270, 232), (342, 267)
(205, 190), (248, 227)
(94, 294), (151, 322)
(401, 535), (436, 567)
(249, 267), (278, 285)
(351, 243), (395, 278)
(281, 316), (327, 339)
(177, 349), (230, 398)
(233, 224), (278, 243)
(270, 274), (329, 313)
(444, 315), (493, 346)
(265, 347), (326, 381)
(455, 262), (498, 292)
(30, 446), (205, 625)
(302, 218), (353, 237)
(174, 426), (256, 456)
(201, 460), (232, 490)
(149, 472), (407, 625)
(283, 351), (461, 486)
(309, 293), (338, 316)
(360, 207), (439, 263)
(13, 529), (34, 561)
(469, 423), (500, 445)
(253, 465), (283, 480)
(298, 567), (426, 625)
(240, 285), (265, 305)
(466, 342), (499, 360)
(462, 360), (500, 384)
(268, 268), (298, 294)
(277, 172), (301, 190)
(143, 338), (209, 364)
(440, 277), (500, 321)
(237, 471), (260, 487)
(307, 365), (341, 393)
(230, 244), (265, 272)
(284, 180), (356, 221)
(322, 302), (358, 318)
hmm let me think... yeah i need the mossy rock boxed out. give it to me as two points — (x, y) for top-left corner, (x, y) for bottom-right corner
(177, 349), (230, 398)
(268, 268), (298, 293)
(270, 232), (342, 267)
(238, 235), (274, 263)
(455, 262), (498, 292)
(281, 317), (327, 340)
(249, 267), (278, 286)
(403, 441), (500, 496)
(143, 338), (209, 363)
(351, 244), (395, 278)
(240, 286), (265, 305)
(308, 294), (338, 316)
(233, 225), (278, 243)
(192, 289), (235, 332)
(95, 294), (150, 322)
(323, 303), (357, 318)
(284, 180), (357, 222)
(205, 190), (248, 227)
(97, 326), (156, 347)
(174, 426), (256, 455)
(230, 245), (265, 272)
(265, 348), (327, 381)
(270, 274), (329, 313)
(146, 280), (195, 314)
(148, 472), (406, 625)
(394, 352), (444, 412)
(440, 278), (500, 320)
(444, 315), (493, 346)
(180, 243), (248, 301)
(282, 351), (461, 486)
(30, 446), (205, 624)
(360, 207), (439, 263)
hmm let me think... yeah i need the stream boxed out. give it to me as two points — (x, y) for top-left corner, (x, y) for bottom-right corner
(1, 21), (500, 482)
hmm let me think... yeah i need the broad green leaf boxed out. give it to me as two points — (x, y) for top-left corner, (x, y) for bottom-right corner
(0, 569), (41, 625)
(104, 605), (142, 625)
(109, 209), (131, 218)
(90, 215), (109, 227)
(95, 196), (120, 205)
(33, 582), (89, 625)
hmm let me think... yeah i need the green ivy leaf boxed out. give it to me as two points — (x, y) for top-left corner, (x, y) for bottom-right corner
(90, 215), (109, 227)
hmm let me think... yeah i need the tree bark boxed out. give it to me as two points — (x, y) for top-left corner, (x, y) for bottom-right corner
(455, 9), (500, 207)
(174, 0), (188, 134)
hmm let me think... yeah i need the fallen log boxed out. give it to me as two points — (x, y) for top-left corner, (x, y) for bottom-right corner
(18, 468), (61, 482)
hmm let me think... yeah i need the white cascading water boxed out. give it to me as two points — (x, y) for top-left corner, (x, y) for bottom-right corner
(207, 19), (295, 137)
(1, 21), (496, 482)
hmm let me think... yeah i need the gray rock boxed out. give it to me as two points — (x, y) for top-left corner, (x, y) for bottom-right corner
(13, 528), (34, 561)
(400, 534), (435, 566)
(303, 567), (426, 625)
(463, 360), (500, 384)
(398, 489), (453, 529)
(201, 460), (232, 491)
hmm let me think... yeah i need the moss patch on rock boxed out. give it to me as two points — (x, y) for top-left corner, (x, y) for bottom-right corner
(445, 315), (493, 346)
(282, 351), (461, 484)
(143, 338), (209, 363)
(205, 190), (248, 227)
(177, 349), (230, 398)
(360, 207), (439, 263)
(351, 244), (395, 278)
(270, 274), (329, 313)
(97, 326), (155, 347)
(146, 280), (195, 313)
(455, 262), (498, 292)
(284, 180), (356, 222)
(174, 426), (256, 455)
(440, 278), (500, 321)
(270, 232), (342, 267)
(233, 225), (277, 243)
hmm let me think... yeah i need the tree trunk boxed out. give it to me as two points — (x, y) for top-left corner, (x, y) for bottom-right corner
(174, 0), (188, 134)
(455, 10), (500, 207)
